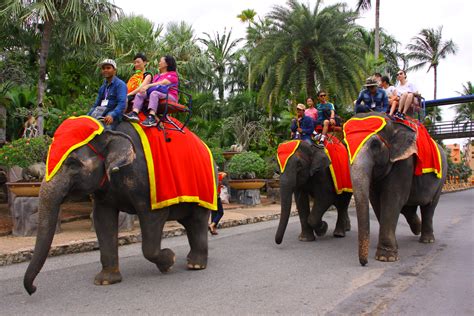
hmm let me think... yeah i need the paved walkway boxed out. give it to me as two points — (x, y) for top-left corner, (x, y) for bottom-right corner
(0, 199), (292, 266)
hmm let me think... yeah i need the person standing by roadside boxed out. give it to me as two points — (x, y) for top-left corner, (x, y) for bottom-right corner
(209, 171), (227, 235)
(88, 59), (127, 130)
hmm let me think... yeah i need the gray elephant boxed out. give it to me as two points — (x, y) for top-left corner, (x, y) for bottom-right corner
(275, 141), (352, 244)
(24, 120), (213, 295)
(345, 112), (447, 265)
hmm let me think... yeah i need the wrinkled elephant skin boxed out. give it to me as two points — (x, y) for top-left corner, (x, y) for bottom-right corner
(24, 122), (211, 295)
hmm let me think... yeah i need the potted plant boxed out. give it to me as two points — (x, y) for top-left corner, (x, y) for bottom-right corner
(227, 151), (267, 190)
(0, 135), (51, 196)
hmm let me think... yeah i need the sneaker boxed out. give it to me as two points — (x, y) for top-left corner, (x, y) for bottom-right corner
(395, 112), (406, 120)
(123, 111), (140, 122)
(313, 133), (321, 142)
(142, 114), (158, 127)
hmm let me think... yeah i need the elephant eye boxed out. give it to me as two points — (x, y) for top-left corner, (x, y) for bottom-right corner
(65, 157), (83, 168)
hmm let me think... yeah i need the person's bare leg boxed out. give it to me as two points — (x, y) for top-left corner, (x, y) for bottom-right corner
(398, 94), (407, 113)
(322, 120), (329, 136)
(403, 93), (414, 114)
(389, 100), (398, 116)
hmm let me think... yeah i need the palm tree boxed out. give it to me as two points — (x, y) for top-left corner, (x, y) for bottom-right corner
(252, 0), (365, 114)
(454, 81), (474, 129)
(356, 0), (380, 60)
(199, 29), (242, 102)
(0, 0), (122, 135)
(237, 9), (257, 92)
(406, 26), (458, 99)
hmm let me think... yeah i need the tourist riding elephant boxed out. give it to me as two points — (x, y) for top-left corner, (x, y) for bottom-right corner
(24, 119), (213, 295)
(346, 112), (447, 266)
(275, 141), (352, 244)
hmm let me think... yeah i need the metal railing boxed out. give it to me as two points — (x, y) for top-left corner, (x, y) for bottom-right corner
(427, 120), (473, 140)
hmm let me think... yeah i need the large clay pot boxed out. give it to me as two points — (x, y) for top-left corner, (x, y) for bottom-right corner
(228, 179), (266, 190)
(6, 181), (41, 197)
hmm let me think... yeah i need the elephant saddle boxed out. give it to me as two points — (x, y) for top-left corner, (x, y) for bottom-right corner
(277, 140), (301, 173)
(46, 116), (104, 181)
(131, 114), (217, 211)
(411, 122), (443, 178)
(324, 139), (352, 194)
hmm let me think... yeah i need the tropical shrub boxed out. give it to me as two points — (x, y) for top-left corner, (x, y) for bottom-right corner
(0, 135), (51, 168)
(227, 151), (266, 179)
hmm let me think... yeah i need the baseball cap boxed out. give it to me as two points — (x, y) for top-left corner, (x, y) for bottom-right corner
(99, 59), (117, 69)
(364, 77), (378, 87)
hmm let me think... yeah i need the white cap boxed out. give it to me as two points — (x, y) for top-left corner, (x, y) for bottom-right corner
(99, 58), (117, 69)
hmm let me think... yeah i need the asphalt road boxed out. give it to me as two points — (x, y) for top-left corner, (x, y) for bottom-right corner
(0, 189), (472, 315)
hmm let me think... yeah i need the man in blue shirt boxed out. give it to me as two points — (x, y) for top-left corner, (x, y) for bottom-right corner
(88, 59), (127, 130)
(354, 77), (389, 114)
(290, 103), (314, 144)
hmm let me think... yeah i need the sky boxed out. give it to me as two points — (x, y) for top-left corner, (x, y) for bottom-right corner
(114, 0), (473, 144)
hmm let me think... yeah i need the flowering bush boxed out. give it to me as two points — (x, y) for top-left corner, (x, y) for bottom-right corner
(0, 135), (51, 168)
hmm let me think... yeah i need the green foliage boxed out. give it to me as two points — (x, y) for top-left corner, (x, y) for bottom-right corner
(210, 147), (225, 170)
(0, 135), (51, 168)
(227, 151), (266, 179)
(447, 160), (472, 182)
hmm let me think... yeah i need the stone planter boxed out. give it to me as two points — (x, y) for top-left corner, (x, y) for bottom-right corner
(228, 179), (266, 206)
(6, 181), (41, 197)
(222, 151), (240, 160)
(228, 179), (266, 190)
(267, 179), (280, 188)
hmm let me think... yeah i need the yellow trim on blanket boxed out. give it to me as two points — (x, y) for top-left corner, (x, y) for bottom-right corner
(131, 122), (157, 209)
(324, 147), (353, 194)
(422, 138), (443, 179)
(46, 116), (104, 181)
(131, 123), (217, 211)
(343, 116), (387, 165)
(277, 140), (300, 173)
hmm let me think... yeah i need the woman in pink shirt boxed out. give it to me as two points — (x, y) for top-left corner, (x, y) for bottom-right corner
(124, 55), (179, 127)
(304, 97), (318, 122)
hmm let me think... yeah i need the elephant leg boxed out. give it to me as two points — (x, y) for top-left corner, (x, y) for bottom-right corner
(138, 209), (176, 273)
(401, 205), (421, 235)
(333, 193), (352, 237)
(295, 191), (315, 241)
(419, 194), (440, 243)
(178, 208), (209, 270)
(307, 195), (332, 237)
(93, 203), (122, 285)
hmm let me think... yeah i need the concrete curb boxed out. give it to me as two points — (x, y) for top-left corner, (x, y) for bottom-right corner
(0, 210), (298, 267)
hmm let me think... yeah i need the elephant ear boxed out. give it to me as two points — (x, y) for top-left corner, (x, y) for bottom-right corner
(309, 146), (331, 176)
(388, 122), (417, 163)
(103, 130), (136, 178)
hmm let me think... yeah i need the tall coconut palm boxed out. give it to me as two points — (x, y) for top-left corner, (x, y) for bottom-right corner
(199, 29), (242, 102)
(406, 26), (458, 99)
(356, 0), (380, 60)
(252, 0), (365, 114)
(0, 0), (122, 135)
(237, 9), (257, 92)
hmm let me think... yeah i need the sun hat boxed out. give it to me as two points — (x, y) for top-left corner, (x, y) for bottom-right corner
(364, 77), (378, 87)
(296, 103), (306, 110)
(99, 58), (117, 69)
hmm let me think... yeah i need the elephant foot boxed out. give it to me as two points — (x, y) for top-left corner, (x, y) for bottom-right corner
(298, 231), (315, 242)
(314, 221), (328, 237)
(407, 215), (422, 236)
(186, 252), (208, 270)
(419, 233), (435, 243)
(333, 228), (346, 238)
(375, 247), (399, 262)
(344, 221), (351, 232)
(94, 267), (122, 285)
(156, 248), (176, 273)
(187, 263), (207, 270)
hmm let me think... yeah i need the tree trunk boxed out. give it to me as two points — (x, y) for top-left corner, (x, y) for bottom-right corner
(433, 65), (437, 100)
(374, 0), (380, 60)
(306, 62), (316, 98)
(37, 19), (54, 136)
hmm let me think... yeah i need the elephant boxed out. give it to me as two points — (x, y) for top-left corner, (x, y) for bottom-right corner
(275, 141), (352, 244)
(347, 112), (447, 266)
(24, 121), (212, 295)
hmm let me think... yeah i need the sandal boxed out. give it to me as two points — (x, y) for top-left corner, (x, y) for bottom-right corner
(208, 225), (218, 235)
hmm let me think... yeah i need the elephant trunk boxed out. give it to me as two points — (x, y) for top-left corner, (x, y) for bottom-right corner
(24, 177), (70, 295)
(275, 184), (294, 244)
(350, 153), (373, 266)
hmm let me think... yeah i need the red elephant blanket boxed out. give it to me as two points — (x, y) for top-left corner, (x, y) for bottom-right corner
(343, 115), (442, 178)
(277, 140), (301, 173)
(46, 116), (104, 181)
(276, 139), (352, 194)
(324, 139), (352, 194)
(131, 114), (217, 211)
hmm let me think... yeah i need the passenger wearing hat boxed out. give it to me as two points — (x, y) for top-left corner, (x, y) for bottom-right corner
(354, 77), (389, 114)
(290, 103), (315, 144)
(88, 58), (127, 130)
